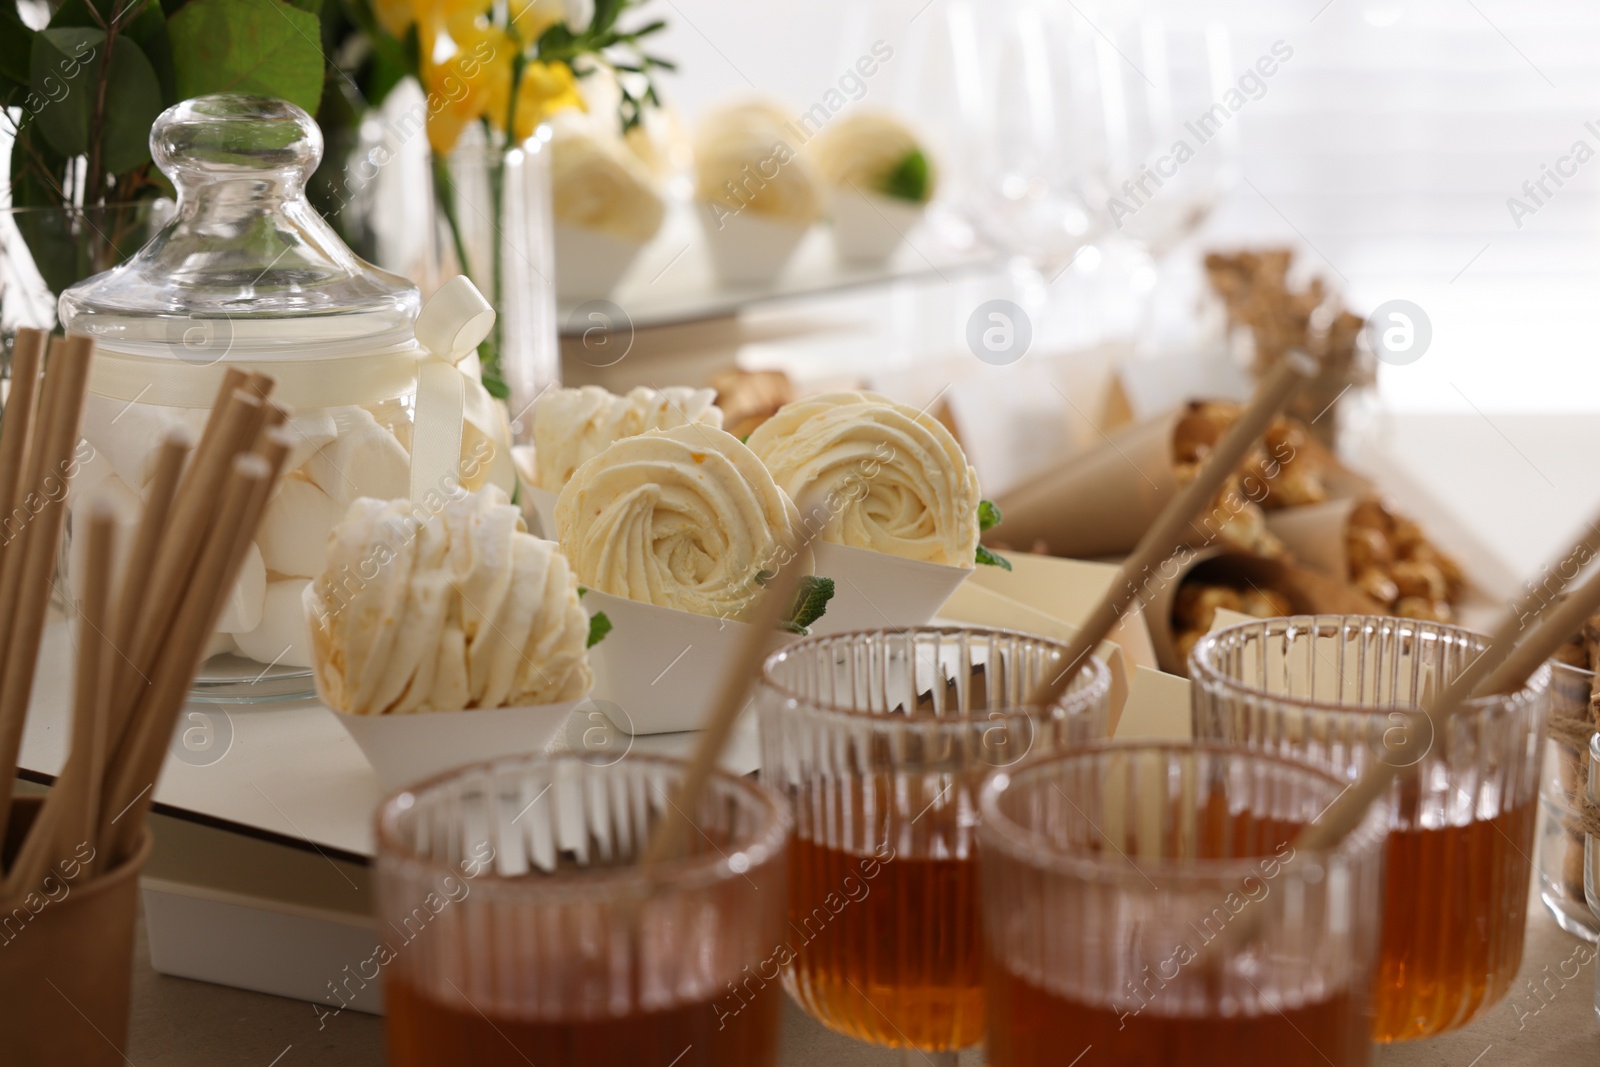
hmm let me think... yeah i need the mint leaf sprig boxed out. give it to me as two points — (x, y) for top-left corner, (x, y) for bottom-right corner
(782, 576), (836, 635)
(587, 611), (612, 648)
(975, 499), (1011, 570)
(576, 587), (611, 647)
(880, 147), (932, 203)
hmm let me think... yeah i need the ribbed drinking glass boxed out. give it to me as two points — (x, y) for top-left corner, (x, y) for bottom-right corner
(979, 742), (1388, 1066)
(1190, 615), (1550, 1041)
(377, 753), (792, 1066)
(758, 626), (1113, 1065)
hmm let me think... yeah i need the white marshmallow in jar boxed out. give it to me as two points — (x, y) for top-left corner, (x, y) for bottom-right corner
(57, 93), (514, 703)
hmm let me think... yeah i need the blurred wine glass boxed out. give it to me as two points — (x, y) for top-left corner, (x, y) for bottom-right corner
(1097, 3), (1239, 259)
(945, 0), (1112, 274)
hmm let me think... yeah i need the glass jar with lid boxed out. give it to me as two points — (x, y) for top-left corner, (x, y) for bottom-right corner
(59, 93), (514, 703)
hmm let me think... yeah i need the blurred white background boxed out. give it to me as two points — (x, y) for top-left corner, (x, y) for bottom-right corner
(648, 0), (1600, 414)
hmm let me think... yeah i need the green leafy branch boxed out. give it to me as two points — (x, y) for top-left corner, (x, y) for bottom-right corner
(535, 0), (672, 132)
(2, 0), (326, 297)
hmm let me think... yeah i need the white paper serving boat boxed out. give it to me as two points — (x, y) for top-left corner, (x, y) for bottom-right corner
(523, 485), (561, 541)
(554, 224), (647, 303)
(807, 541), (971, 635)
(830, 187), (923, 264)
(581, 588), (800, 735)
(333, 694), (588, 792)
(695, 201), (809, 287)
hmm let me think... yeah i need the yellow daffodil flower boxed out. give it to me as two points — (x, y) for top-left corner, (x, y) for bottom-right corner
(510, 60), (585, 141)
(411, 0), (587, 153)
(372, 0), (414, 37)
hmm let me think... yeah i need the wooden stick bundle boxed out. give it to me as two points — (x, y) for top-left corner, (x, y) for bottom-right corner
(0, 334), (93, 844)
(1027, 350), (1319, 711)
(0, 335), (287, 903)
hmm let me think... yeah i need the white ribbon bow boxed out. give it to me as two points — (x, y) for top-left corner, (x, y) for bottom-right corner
(410, 275), (516, 502)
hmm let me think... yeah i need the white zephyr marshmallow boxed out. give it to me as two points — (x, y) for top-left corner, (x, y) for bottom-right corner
(79, 393), (193, 489)
(303, 405), (411, 505)
(203, 631), (239, 660)
(232, 578), (313, 668)
(280, 409), (340, 475)
(216, 540), (266, 634)
(256, 475), (343, 579)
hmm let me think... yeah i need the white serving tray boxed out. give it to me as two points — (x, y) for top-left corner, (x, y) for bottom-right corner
(554, 200), (997, 332)
(141, 813), (381, 1014)
(14, 621), (762, 863)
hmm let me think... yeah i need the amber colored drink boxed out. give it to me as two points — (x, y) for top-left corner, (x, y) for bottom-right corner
(1372, 798), (1537, 1041)
(783, 835), (983, 1050)
(986, 966), (1368, 1066)
(386, 978), (780, 1067)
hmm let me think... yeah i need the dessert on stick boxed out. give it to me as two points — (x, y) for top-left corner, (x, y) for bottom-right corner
(744, 390), (992, 631)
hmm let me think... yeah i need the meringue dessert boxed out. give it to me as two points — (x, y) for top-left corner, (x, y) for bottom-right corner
(549, 111), (667, 300)
(554, 423), (803, 621)
(307, 486), (593, 715)
(809, 110), (934, 204)
(531, 385), (724, 492)
(807, 110), (933, 263)
(694, 101), (823, 284)
(745, 391), (982, 569)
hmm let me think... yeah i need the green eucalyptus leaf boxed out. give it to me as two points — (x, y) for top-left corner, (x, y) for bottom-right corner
(45, 0), (110, 29)
(123, 0), (176, 102)
(166, 0), (324, 113)
(284, 0), (321, 14)
(99, 37), (164, 173)
(29, 27), (105, 159)
(0, 7), (35, 89)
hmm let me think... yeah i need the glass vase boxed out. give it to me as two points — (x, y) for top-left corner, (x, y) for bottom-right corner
(2, 203), (161, 367)
(436, 126), (561, 444)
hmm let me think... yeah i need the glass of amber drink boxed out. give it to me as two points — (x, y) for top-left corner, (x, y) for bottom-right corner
(376, 754), (792, 1067)
(979, 743), (1388, 1067)
(1190, 615), (1551, 1042)
(758, 626), (1112, 1064)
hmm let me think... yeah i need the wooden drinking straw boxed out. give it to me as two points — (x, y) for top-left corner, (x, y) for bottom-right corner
(102, 388), (264, 767)
(1475, 560), (1600, 697)
(104, 433), (192, 713)
(1026, 350), (1319, 711)
(2, 505), (117, 898)
(102, 454), (274, 861)
(0, 328), (46, 574)
(0, 348), (285, 898)
(0, 334), (93, 847)
(643, 546), (810, 869)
